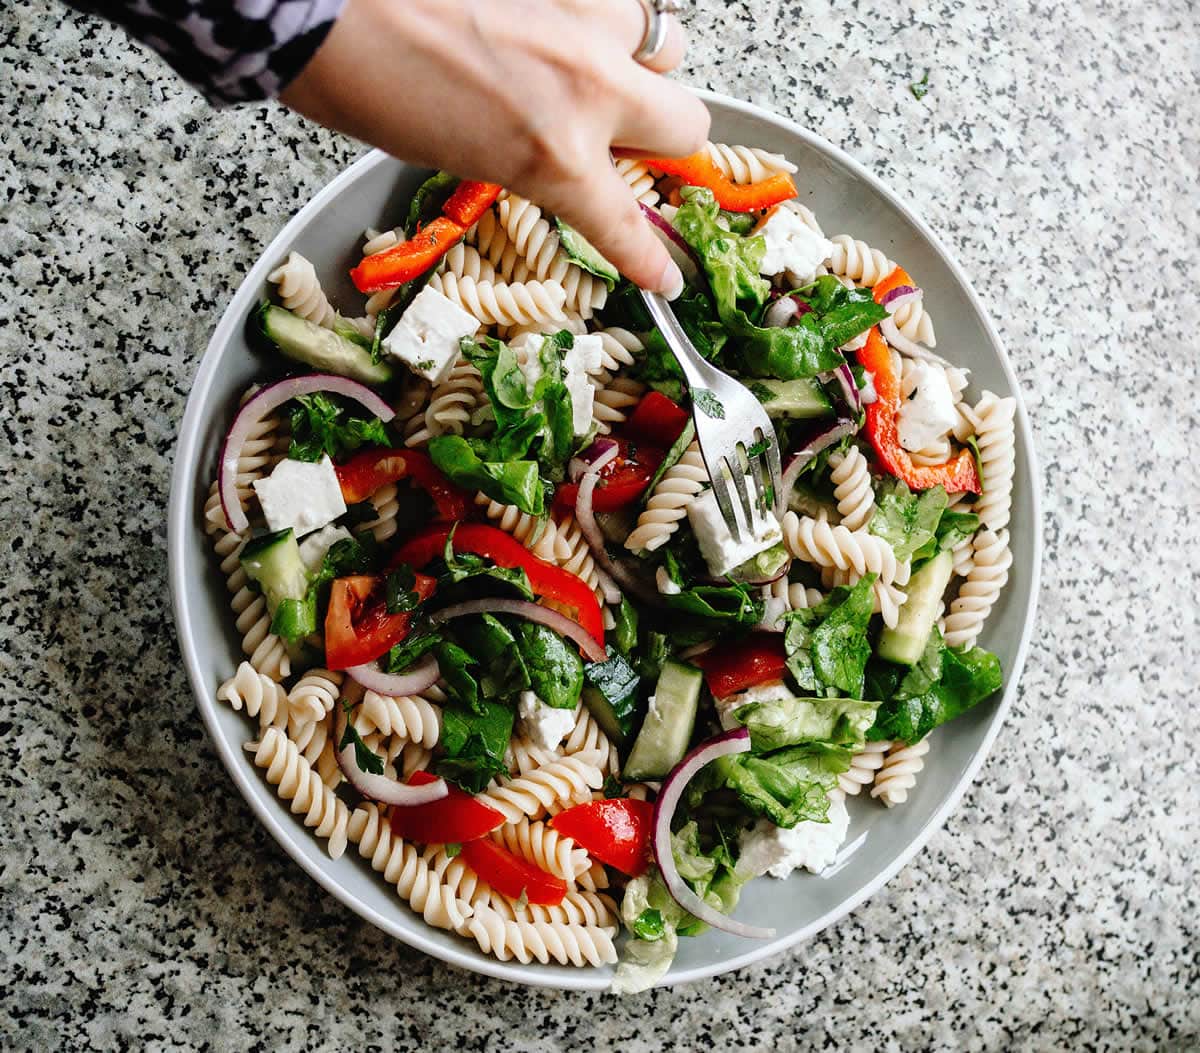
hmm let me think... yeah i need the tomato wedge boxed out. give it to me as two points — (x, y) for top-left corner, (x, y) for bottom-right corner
(323, 572), (435, 670)
(549, 798), (653, 877)
(390, 771), (506, 843)
(459, 837), (567, 906)
(624, 392), (690, 448)
(553, 438), (663, 515)
(392, 523), (604, 650)
(335, 448), (470, 520)
(696, 634), (787, 700)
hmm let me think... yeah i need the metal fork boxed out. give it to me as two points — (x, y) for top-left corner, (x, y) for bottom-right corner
(639, 289), (783, 540)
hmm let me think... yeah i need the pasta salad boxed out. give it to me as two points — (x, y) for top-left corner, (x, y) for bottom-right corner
(205, 142), (1016, 991)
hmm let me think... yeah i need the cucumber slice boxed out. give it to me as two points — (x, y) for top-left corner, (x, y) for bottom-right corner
(240, 528), (310, 614)
(623, 659), (703, 780)
(555, 220), (619, 287)
(748, 377), (833, 420)
(877, 549), (955, 666)
(260, 304), (394, 385)
(582, 649), (640, 744)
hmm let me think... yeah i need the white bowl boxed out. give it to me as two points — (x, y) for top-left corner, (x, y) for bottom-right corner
(168, 89), (1042, 990)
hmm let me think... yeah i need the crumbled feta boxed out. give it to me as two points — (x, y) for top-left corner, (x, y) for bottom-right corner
(716, 679), (795, 730)
(897, 360), (958, 452)
(655, 566), (682, 595)
(736, 795), (850, 879)
(686, 482), (783, 578)
(297, 524), (352, 571)
(562, 334), (602, 436)
(753, 207), (834, 282)
(382, 284), (480, 384)
(252, 455), (347, 538)
(516, 691), (577, 750)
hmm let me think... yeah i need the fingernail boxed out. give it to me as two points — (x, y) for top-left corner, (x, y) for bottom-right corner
(657, 258), (685, 301)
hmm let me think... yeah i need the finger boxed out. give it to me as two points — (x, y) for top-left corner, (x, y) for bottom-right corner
(610, 67), (710, 158)
(564, 0), (687, 73)
(547, 162), (683, 295)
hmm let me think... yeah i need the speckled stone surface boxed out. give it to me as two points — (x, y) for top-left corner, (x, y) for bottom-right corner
(2, 0), (1197, 1047)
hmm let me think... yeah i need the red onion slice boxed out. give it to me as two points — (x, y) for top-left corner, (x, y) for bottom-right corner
(879, 317), (951, 367)
(568, 437), (620, 483)
(640, 203), (701, 286)
(778, 418), (859, 508)
(431, 598), (606, 663)
(880, 285), (920, 311)
(575, 471), (663, 607)
(219, 374), (396, 534)
(652, 727), (776, 940)
(345, 653), (440, 697)
(334, 704), (449, 806)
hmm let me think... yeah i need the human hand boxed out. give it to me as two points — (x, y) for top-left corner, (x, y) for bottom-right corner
(281, 0), (708, 295)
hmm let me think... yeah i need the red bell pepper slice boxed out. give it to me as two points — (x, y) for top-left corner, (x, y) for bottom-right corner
(872, 265), (917, 306)
(459, 837), (567, 906)
(856, 329), (982, 494)
(623, 391), (691, 448)
(349, 216), (464, 293)
(549, 798), (653, 877)
(552, 437), (663, 515)
(697, 634), (787, 700)
(324, 572), (436, 670)
(390, 771), (506, 843)
(335, 448), (471, 520)
(641, 152), (797, 212)
(391, 523), (605, 651)
(441, 181), (503, 227)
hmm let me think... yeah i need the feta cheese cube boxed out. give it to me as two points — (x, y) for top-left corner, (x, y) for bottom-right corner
(563, 334), (602, 436)
(736, 795), (850, 879)
(716, 680), (795, 730)
(897, 360), (958, 452)
(517, 691), (578, 750)
(753, 206), (834, 282)
(382, 284), (480, 384)
(298, 524), (352, 571)
(686, 481), (783, 578)
(252, 455), (347, 538)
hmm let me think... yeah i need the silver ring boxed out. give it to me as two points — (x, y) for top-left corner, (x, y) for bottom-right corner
(633, 0), (683, 65)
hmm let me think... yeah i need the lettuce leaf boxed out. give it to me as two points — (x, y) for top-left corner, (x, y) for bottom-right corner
(427, 435), (544, 515)
(712, 743), (852, 828)
(911, 509), (981, 563)
(435, 696), (514, 793)
(783, 574), (877, 698)
(868, 643), (1003, 744)
(732, 695), (878, 752)
(513, 621), (583, 709)
(869, 479), (949, 562)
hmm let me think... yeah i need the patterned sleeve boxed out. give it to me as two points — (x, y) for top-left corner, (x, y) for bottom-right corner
(62, 0), (346, 105)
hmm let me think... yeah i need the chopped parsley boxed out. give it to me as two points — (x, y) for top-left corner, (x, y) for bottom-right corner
(692, 388), (726, 420)
(910, 70), (931, 100)
(337, 699), (384, 775)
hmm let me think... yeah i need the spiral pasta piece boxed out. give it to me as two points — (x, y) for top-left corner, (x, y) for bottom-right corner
(347, 804), (472, 931)
(504, 736), (559, 776)
(562, 705), (619, 776)
(942, 528), (1011, 648)
(820, 564), (909, 629)
(704, 141), (797, 183)
(467, 904), (618, 967)
(837, 740), (891, 795)
(475, 490), (568, 562)
(217, 661), (290, 729)
(624, 441), (707, 552)
(553, 514), (609, 604)
(426, 271), (568, 328)
(287, 669), (342, 725)
(267, 251), (338, 328)
(871, 737), (931, 807)
(781, 512), (909, 585)
(479, 753), (606, 823)
(439, 241), (497, 283)
(592, 376), (646, 435)
(615, 157), (660, 206)
(828, 446), (876, 530)
(593, 328), (642, 383)
(469, 206), (532, 282)
(488, 817), (591, 883)
(246, 728), (351, 858)
(891, 298), (937, 347)
(970, 392), (1017, 534)
(350, 481), (401, 544)
(484, 889), (619, 928)
(204, 391), (290, 535)
(827, 235), (894, 287)
(353, 689), (442, 749)
(404, 356), (484, 447)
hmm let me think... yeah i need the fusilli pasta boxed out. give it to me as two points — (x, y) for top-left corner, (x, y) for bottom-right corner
(427, 271), (569, 328)
(353, 689), (442, 749)
(828, 446), (876, 530)
(467, 904), (618, 967)
(704, 141), (797, 183)
(827, 235), (894, 286)
(942, 528), (1011, 648)
(838, 740), (891, 796)
(488, 817), (591, 883)
(479, 753), (606, 823)
(475, 491), (567, 561)
(403, 356), (485, 446)
(267, 251), (336, 329)
(871, 737), (931, 807)
(624, 441), (707, 552)
(969, 392), (1017, 534)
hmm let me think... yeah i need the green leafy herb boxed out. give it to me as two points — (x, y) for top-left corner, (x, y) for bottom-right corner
(661, 581), (766, 625)
(910, 70), (931, 101)
(513, 621), (583, 709)
(746, 437), (770, 459)
(710, 743), (852, 827)
(435, 697), (515, 793)
(405, 170), (459, 235)
(337, 699), (385, 775)
(288, 393), (391, 463)
(783, 575), (877, 698)
(444, 842), (462, 859)
(635, 630), (671, 682)
(894, 627), (945, 700)
(454, 614), (531, 701)
(612, 597), (639, 657)
(692, 388), (726, 420)
(911, 508), (981, 563)
(384, 629), (441, 674)
(631, 908), (666, 941)
(385, 563), (420, 613)
(428, 435), (544, 515)
(869, 479), (949, 562)
(869, 644), (1003, 744)
(434, 526), (535, 598)
(434, 640), (481, 712)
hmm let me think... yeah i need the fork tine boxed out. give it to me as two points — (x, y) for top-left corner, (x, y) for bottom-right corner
(708, 467), (743, 542)
(727, 456), (755, 533)
(748, 430), (768, 517)
(764, 433), (783, 515)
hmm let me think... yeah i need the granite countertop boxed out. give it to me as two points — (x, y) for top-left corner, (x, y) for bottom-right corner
(1, 0), (1196, 1047)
